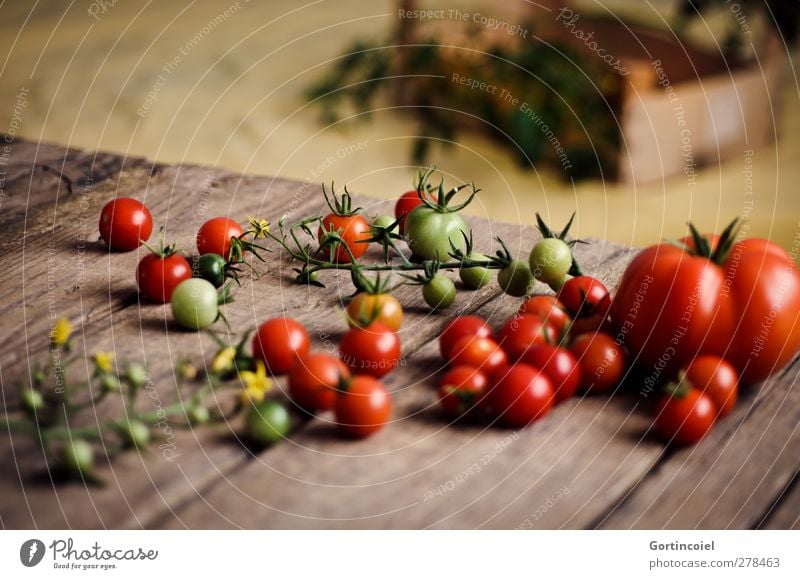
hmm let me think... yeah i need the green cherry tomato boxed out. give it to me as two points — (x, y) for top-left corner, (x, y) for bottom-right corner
(123, 420), (150, 448)
(188, 405), (210, 425)
(404, 206), (468, 261)
(61, 439), (94, 477)
(101, 374), (121, 393)
(194, 253), (227, 288)
(124, 363), (148, 388)
(21, 389), (44, 413)
(373, 215), (395, 229)
(529, 238), (572, 288)
(459, 253), (492, 289)
(246, 400), (291, 445)
(171, 278), (219, 330)
(498, 259), (534, 297)
(423, 274), (457, 310)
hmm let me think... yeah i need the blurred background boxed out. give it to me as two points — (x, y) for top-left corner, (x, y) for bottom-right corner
(1, 0), (798, 250)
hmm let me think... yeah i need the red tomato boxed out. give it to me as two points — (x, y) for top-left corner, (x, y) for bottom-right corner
(655, 388), (717, 445)
(136, 252), (192, 303)
(557, 276), (611, 319)
(487, 363), (554, 427)
(339, 322), (401, 377)
(569, 333), (625, 393)
(438, 365), (489, 418)
(197, 217), (244, 260)
(497, 314), (557, 360)
(335, 375), (392, 438)
(395, 190), (428, 234)
(448, 336), (508, 375)
(318, 214), (371, 262)
(680, 355), (738, 417)
(517, 295), (571, 335)
(98, 197), (153, 251)
(520, 344), (581, 402)
(288, 353), (351, 412)
(611, 232), (800, 386)
(252, 317), (310, 375)
(568, 313), (613, 336)
(439, 315), (494, 359)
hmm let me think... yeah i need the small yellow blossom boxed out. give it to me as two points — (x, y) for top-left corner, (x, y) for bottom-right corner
(211, 346), (236, 374)
(240, 385), (266, 406)
(50, 318), (72, 347)
(238, 361), (271, 405)
(177, 360), (198, 381)
(93, 352), (114, 373)
(248, 216), (270, 238)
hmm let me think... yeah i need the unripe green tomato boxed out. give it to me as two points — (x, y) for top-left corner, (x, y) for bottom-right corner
(125, 363), (148, 388)
(423, 274), (457, 310)
(61, 439), (94, 477)
(498, 259), (535, 297)
(123, 420), (150, 448)
(188, 405), (210, 425)
(529, 238), (572, 287)
(246, 400), (290, 445)
(404, 206), (468, 261)
(373, 215), (395, 229)
(459, 253), (492, 289)
(171, 278), (219, 330)
(194, 253), (227, 288)
(21, 389), (44, 413)
(101, 374), (121, 392)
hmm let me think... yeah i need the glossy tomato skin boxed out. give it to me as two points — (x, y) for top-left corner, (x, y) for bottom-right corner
(197, 217), (244, 260)
(99, 198), (153, 251)
(339, 322), (401, 378)
(318, 214), (371, 262)
(497, 314), (557, 361)
(136, 253), (192, 303)
(448, 336), (508, 376)
(439, 316), (493, 359)
(518, 296), (571, 336)
(680, 355), (738, 417)
(569, 333), (625, 393)
(520, 344), (581, 402)
(438, 365), (489, 418)
(611, 239), (800, 385)
(288, 353), (351, 412)
(252, 317), (310, 375)
(655, 388), (717, 445)
(347, 292), (403, 331)
(394, 190), (426, 234)
(557, 276), (611, 319)
(404, 206), (468, 261)
(335, 375), (392, 438)
(488, 363), (554, 427)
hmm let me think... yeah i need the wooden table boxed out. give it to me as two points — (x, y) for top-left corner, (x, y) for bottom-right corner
(1, 137), (798, 530)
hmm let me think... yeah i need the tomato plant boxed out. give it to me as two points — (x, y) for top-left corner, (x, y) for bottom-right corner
(136, 241), (192, 303)
(317, 184), (371, 262)
(520, 344), (581, 402)
(611, 221), (800, 385)
(98, 197), (153, 251)
(339, 321), (401, 377)
(252, 317), (310, 375)
(246, 400), (291, 445)
(518, 295), (571, 335)
(569, 332), (625, 393)
(654, 387), (716, 445)
(334, 375), (392, 438)
(487, 363), (554, 427)
(448, 336), (508, 375)
(497, 314), (557, 360)
(171, 278), (221, 330)
(197, 217), (244, 261)
(557, 276), (611, 319)
(288, 353), (351, 412)
(438, 365), (488, 418)
(439, 315), (494, 359)
(680, 355), (738, 417)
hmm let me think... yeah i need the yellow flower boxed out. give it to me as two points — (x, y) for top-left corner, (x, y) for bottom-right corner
(50, 318), (72, 347)
(248, 216), (270, 238)
(240, 385), (266, 406)
(238, 361), (271, 405)
(211, 346), (236, 374)
(93, 352), (114, 373)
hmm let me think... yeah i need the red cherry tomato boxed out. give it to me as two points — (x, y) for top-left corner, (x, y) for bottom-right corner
(655, 388), (717, 445)
(488, 363), (554, 427)
(395, 190), (428, 234)
(335, 375), (392, 438)
(197, 217), (244, 260)
(517, 295), (571, 335)
(438, 365), (489, 418)
(98, 197), (153, 251)
(339, 322), (401, 377)
(569, 332), (625, 393)
(557, 276), (612, 319)
(136, 252), (192, 303)
(318, 213), (371, 263)
(497, 314), (557, 360)
(288, 353), (351, 412)
(252, 317), (310, 375)
(439, 315), (494, 359)
(680, 355), (738, 417)
(520, 344), (581, 402)
(448, 336), (508, 376)
(568, 313), (613, 336)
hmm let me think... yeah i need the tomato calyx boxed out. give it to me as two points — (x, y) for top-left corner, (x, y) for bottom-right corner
(534, 212), (585, 276)
(416, 167), (480, 214)
(662, 377), (691, 400)
(141, 228), (181, 259)
(680, 218), (741, 265)
(323, 181), (362, 217)
(363, 216), (406, 263)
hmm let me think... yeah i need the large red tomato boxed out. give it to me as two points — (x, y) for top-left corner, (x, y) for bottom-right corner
(611, 226), (800, 385)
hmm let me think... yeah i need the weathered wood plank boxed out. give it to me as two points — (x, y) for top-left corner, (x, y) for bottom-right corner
(761, 471), (800, 530)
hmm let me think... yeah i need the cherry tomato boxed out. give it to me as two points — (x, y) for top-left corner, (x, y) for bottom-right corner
(438, 365), (489, 418)
(655, 388), (717, 445)
(439, 315), (494, 359)
(569, 332), (625, 393)
(568, 313), (613, 336)
(192, 253), (227, 288)
(98, 197), (153, 251)
(288, 353), (351, 412)
(318, 213), (371, 262)
(497, 314), (557, 360)
(405, 205), (468, 261)
(520, 344), (581, 402)
(60, 439), (94, 477)
(498, 259), (534, 297)
(557, 276), (611, 319)
(171, 278), (219, 330)
(252, 317), (310, 375)
(529, 238), (572, 289)
(459, 252), (492, 290)
(680, 355), (738, 417)
(346, 292), (403, 331)
(136, 252), (192, 303)
(488, 363), (554, 427)
(423, 274), (457, 310)
(335, 375), (392, 438)
(339, 322), (401, 377)
(246, 400), (291, 445)
(518, 295), (571, 335)
(448, 335), (508, 375)
(395, 190), (426, 234)
(197, 217), (244, 261)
